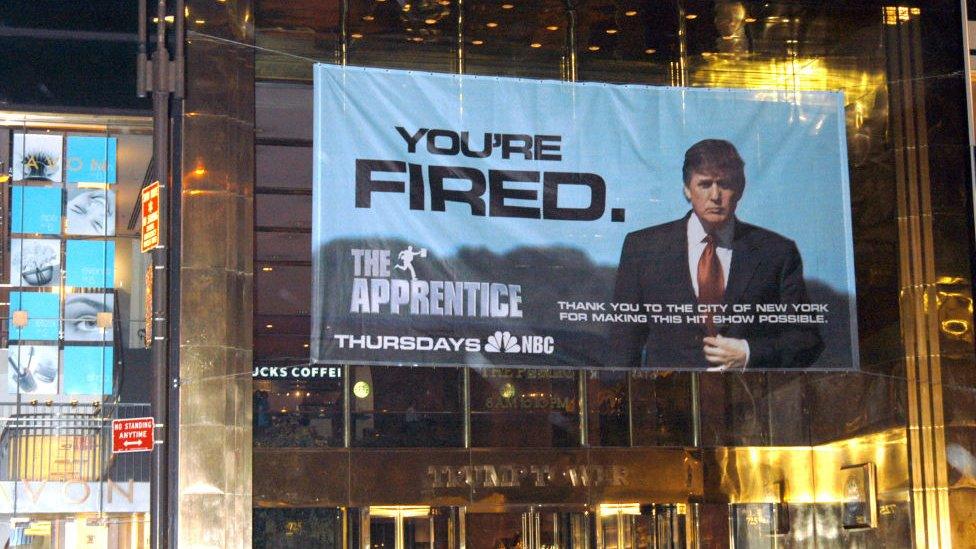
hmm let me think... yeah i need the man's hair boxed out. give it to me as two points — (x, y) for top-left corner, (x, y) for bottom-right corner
(682, 139), (745, 192)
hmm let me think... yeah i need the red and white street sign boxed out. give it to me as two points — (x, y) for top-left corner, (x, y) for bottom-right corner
(112, 417), (155, 454)
(141, 181), (160, 253)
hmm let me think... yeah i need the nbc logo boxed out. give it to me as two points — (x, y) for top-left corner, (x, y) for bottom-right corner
(484, 331), (521, 353)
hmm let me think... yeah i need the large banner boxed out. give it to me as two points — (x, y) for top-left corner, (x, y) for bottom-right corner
(312, 64), (858, 370)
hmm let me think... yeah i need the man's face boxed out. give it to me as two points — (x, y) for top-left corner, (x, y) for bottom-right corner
(684, 169), (741, 230)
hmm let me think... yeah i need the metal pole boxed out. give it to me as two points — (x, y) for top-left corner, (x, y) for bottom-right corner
(150, 0), (171, 547)
(462, 367), (471, 448)
(962, 0), (976, 240)
(565, 4), (578, 82)
(690, 373), (700, 448)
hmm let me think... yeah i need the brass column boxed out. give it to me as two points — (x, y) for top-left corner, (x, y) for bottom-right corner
(177, 1), (255, 547)
(885, 7), (952, 547)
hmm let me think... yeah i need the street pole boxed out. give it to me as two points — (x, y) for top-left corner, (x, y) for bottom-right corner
(138, 0), (183, 545)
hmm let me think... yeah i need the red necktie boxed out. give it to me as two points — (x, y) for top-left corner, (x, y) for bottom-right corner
(697, 234), (725, 336)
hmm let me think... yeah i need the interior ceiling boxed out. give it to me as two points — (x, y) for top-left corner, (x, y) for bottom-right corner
(254, 0), (888, 69)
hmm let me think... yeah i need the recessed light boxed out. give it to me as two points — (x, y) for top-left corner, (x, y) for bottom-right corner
(744, 17), (757, 23)
(644, 48), (656, 54)
(486, 21), (498, 28)
(685, 13), (698, 19)
(471, 39), (484, 45)
(624, 10), (637, 16)
(530, 42), (541, 48)
(502, 3), (514, 8)
(606, 28), (618, 34)
(362, 15), (374, 21)
(424, 18), (437, 24)
(351, 32), (363, 39)
(545, 25), (559, 31)
(265, 324), (273, 329)
(261, 266), (273, 272)
(588, 45), (600, 51)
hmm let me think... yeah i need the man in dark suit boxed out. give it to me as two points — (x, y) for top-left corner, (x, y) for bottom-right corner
(611, 139), (823, 369)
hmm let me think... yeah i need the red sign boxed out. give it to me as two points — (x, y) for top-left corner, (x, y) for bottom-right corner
(112, 417), (155, 454)
(141, 181), (160, 253)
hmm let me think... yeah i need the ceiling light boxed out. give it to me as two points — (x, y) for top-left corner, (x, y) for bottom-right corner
(261, 266), (273, 272)
(362, 15), (375, 21)
(351, 32), (363, 39)
(438, 0), (449, 4)
(588, 45), (600, 51)
(486, 21), (498, 28)
(471, 39), (484, 45)
(685, 13), (698, 19)
(530, 42), (541, 48)
(545, 25), (559, 31)
(501, 3), (514, 8)
(644, 48), (656, 54)
(744, 17), (757, 22)
(424, 18), (437, 24)
(265, 324), (273, 329)
(606, 28), (618, 34)
(624, 10), (637, 16)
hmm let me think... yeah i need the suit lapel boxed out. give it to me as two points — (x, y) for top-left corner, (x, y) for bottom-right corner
(724, 220), (761, 306)
(667, 212), (696, 304)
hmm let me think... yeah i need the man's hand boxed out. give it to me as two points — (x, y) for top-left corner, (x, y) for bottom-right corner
(703, 335), (749, 371)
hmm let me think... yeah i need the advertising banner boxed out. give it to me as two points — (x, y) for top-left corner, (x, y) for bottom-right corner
(312, 64), (858, 370)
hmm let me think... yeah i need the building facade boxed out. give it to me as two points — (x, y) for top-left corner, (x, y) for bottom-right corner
(2, 0), (976, 548)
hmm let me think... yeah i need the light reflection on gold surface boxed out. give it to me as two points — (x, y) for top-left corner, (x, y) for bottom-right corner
(689, 55), (885, 100)
(708, 428), (909, 505)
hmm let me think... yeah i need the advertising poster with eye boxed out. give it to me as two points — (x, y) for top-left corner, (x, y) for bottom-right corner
(6, 134), (118, 396)
(311, 65), (859, 371)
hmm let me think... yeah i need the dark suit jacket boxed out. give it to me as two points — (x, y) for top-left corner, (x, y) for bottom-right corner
(611, 212), (824, 369)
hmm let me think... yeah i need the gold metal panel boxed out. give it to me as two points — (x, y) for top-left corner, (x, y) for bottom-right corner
(253, 449), (350, 507)
(257, 447), (702, 508)
(178, 1), (255, 547)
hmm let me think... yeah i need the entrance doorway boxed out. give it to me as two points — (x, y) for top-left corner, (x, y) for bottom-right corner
(364, 506), (457, 549)
(358, 505), (689, 549)
(596, 504), (687, 549)
(465, 508), (591, 549)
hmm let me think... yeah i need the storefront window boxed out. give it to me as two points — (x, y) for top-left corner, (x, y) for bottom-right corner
(0, 114), (153, 547)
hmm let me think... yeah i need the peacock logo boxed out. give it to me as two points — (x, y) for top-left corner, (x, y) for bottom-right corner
(484, 331), (520, 353)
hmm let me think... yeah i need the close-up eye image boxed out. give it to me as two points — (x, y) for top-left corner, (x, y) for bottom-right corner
(63, 293), (113, 341)
(66, 188), (116, 236)
(9, 238), (61, 287)
(12, 133), (63, 183)
(6, 345), (59, 395)
(20, 151), (60, 180)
